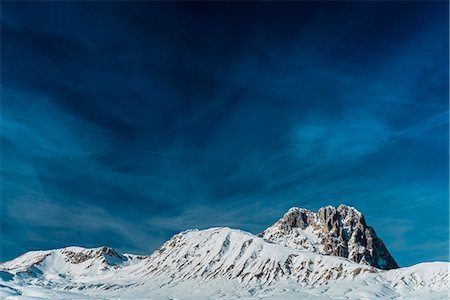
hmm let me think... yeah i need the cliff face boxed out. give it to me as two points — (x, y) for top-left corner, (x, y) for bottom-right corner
(259, 204), (399, 270)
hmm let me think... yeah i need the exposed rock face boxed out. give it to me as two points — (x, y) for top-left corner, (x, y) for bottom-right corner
(259, 204), (399, 270)
(61, 247), (127, 267)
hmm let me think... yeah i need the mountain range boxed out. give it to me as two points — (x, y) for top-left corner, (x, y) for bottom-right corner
(0, 205), (448, 299)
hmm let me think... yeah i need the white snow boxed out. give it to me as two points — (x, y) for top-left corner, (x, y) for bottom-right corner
(0, 227), (448, 299)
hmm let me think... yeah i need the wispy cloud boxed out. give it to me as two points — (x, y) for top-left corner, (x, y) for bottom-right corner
(1, 2), (447, 267)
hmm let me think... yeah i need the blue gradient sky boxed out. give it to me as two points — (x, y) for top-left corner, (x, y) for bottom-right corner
(1, 2), (448, 267)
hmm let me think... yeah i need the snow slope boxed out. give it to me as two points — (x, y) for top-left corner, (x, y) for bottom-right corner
(0, 207), (448, 299)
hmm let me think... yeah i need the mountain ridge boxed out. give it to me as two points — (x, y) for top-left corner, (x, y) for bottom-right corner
(0, 205), (448, 299)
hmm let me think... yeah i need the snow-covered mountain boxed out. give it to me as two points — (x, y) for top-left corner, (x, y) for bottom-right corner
(141, 227), (377, 285)
(0, 246), (145, 277)
(259, 205), (399, 270)
(0, 205), (448, 299)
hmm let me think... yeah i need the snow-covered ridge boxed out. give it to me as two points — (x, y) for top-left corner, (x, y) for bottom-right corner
(0, 246), (148, 297)
(0, 246), (145, 276)
(0, 205), (448, 299)
(140, 227), (377, 286)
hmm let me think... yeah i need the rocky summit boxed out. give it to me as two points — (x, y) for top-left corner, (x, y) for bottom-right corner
(259, 204), (399, 270)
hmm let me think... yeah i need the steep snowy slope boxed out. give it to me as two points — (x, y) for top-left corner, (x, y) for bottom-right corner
(260, 205), (399, 269)
(140, 227), (377, 286)
(0, 206), (448, 299)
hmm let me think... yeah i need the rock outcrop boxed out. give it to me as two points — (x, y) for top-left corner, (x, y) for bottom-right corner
(259, 204), (399, 270)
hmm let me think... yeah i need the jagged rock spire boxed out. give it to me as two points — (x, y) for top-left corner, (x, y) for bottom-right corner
(259, 204), (399, 270)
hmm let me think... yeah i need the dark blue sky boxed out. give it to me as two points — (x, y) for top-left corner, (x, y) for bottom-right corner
(1, 2), (448, 267)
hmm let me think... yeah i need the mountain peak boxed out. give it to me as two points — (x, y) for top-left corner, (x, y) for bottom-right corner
(260, 204), (399, 270)
(0, 246), (146, 277)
